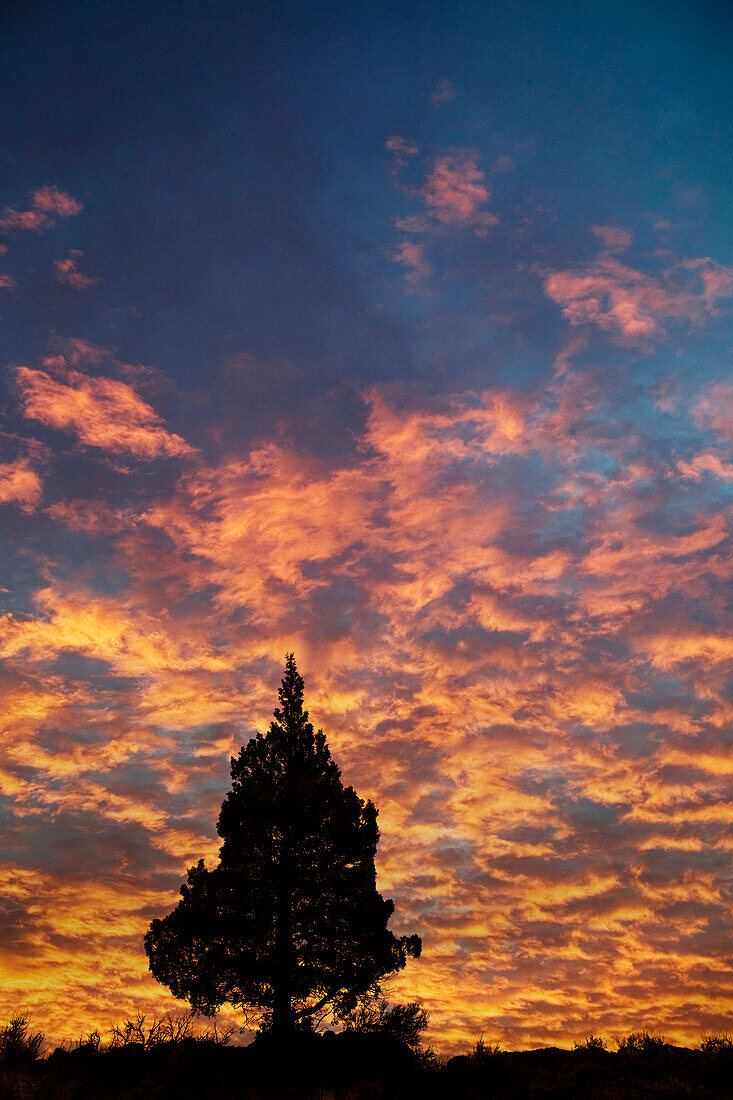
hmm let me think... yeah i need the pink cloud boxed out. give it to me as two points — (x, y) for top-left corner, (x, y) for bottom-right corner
(54, 251), (99, 289)
(15, 361), (194, 459)
(0, 186), (82, 233)
(677, 453), (733, 481)
(0, 209), (48, 231)
(692, 382), (733, 439)
(544, 255), (733, 343)
(423, 153), (494, 228)
(681, 257), (733, 307)
(385, 134), (418, 158)
(592, 225), (632, 251)
(31, 186), (83, 216)
(392, 239), (432, 281)
(0, 274), (15, 289)
(389, 149), (498, 282)
(385, 134), (419, 177)
(552, 334), (588, 376)
(492, 154), (516, 173)
(431, 79), (456, 106)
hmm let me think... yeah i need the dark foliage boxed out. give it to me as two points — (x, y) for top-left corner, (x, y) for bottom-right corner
(343, 998), (438, 1068)
(0, 1014), (44, 1066)
(144, 655), (421, 1035)
(574, 1033), (607, 1051)
(344, 999), (429, 1052)
(616, 1030), (666, 1055)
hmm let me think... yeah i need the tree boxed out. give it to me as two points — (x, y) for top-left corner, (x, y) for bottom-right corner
(144, 654), (421, 1036)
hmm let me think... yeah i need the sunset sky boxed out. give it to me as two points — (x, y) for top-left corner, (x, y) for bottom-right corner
(1, 0), (732, 1053)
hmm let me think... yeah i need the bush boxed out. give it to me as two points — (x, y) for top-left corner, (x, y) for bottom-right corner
(616, 1030), (665, 1054)
(72, 1029), (102, 1054)
(343, 998), (439, 1067)
(700, 1033), (733, 1056)
(0, 1013), (44, 1065)
(573, 1034), (607, 1051)
(344, 1000), (429, 1053)
(108, 1011), (235, 1050)
(471, 1035), (502, 1060)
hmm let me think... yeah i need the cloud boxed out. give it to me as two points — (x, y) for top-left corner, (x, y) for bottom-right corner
(31, 186), (83, 217)
(693, 383), (733, 438)
(0, 274), (14, 289)
(54, 251), (99, 289)
(0, 458), (42, 511)
(392, 239), (432, 281)
(544, 254), (733, 343)
(677, 453), (733, 481)
(386, 135), (418, 159)
(431, 79), (456, 106)
(2, 363), (731, 1052)
(423, 153), (495, 229)
(15, 359), (194, 459)
(0, 209), (49, 231)
(390, 149), (498, 282)
(385, 134), (419, 179)
(592, 225), (632, 251)
(0, 186), (82, 232)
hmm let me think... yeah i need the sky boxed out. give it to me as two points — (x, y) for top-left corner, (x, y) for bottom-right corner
(0, 0), (731, 1053)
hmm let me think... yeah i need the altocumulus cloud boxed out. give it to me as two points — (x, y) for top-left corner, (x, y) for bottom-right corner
(1, 336), (731, 1050)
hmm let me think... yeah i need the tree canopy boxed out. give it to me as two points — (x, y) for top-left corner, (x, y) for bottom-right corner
(144, 654), (421, 1034)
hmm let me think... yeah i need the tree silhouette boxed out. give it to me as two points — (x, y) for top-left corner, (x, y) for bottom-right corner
(144, 654), (421, 1035)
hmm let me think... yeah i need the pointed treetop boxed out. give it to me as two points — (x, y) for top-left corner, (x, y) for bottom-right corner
(273, 653), (309, 731)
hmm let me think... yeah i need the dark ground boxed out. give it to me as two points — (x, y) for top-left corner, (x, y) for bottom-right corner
(2, 1032), (732, 1099)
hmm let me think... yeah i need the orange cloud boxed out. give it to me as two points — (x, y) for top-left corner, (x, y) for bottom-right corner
(3, 369), (731, 1054)
(0, 457), (42, 510)
(15, 362), (194, 458)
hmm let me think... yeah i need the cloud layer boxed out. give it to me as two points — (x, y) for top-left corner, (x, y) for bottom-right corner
(1, 330), (731, 1051)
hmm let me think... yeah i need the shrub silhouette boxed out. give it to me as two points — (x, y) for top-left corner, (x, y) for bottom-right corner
(471, 1035), (502, 1061)
(71, 1029), (102, 1054)
(108, 1011), (234, 1049)
(145, 655), (421, 1037)
(616, 1030), (665, 1054)
(573, 1034), (607, 1051)
(699, 1033), (733, 1058)
(0, 1013), (44, 1065)
(344, 998), (434, 1061)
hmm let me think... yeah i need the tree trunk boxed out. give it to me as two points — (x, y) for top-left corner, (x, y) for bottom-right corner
(273, 837), (292, 1036)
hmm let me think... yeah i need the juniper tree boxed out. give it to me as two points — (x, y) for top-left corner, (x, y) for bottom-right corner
(144, 654), (421, 1035)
